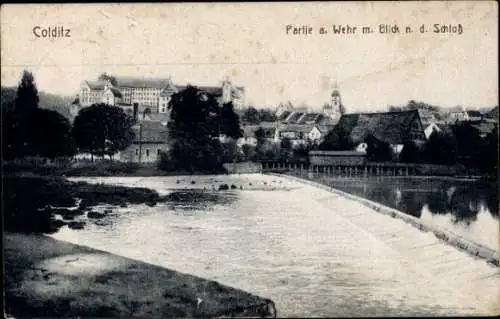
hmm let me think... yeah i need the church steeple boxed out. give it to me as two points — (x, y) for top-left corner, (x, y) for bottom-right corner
(322, 79), (345, 124)
(330, 80), (342, 110)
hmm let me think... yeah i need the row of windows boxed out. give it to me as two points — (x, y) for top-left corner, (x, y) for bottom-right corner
(135, 148), (162, 157)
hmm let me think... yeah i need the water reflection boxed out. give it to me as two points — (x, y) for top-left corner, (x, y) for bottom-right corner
(326, 177), (498, 248)
(329, 177), (498, 223)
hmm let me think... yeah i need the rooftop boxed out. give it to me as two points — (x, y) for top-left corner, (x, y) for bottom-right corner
(337, 110), (424, 144)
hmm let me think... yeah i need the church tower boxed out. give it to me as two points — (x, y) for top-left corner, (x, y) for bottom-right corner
(323, 81), (345, 123)
(331, 82), (341, 110)
(221, 76), (232, 104)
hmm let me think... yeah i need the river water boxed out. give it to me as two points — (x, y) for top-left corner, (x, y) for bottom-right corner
(321, 176), (499, 251)
(50, 174), (500, 317)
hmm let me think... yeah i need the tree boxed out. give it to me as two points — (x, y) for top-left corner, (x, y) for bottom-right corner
(220, 102), (243, 139)
(293, 143), (311, 163)
(241, 144), (257, 161)
(259, 108), (277, 122)
(399, 141), (423, 163)
(254, 127), (267, 150)
(72, 104), (135, 159)
(2, 108), (20, 160)
(478, 125), (498, 174)
(424, 131), (457, 165)
(15, 70), (39, 117)
(98, 73), (118, 86)
(365, 134), (393, 162)
(241, 107), (260, 124)
(280, 137), (293, 160)
(319, 124), (354, 150)
(30, 109), (75, 158)
(166, 86), (231, 172)
(221, 139), (244, 163)
(10, 70), (41, 156)
(451, 122), (483, 168)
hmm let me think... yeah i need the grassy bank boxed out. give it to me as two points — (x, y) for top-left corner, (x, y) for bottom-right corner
(4, 233), (276, 318)
(3, 160), (229, 177)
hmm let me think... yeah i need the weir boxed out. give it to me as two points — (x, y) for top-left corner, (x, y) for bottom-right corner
(267, 173), (500, 315)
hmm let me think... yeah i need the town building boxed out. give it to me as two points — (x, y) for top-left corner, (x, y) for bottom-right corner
(334, 109), (426, 155)
(424, 122), (443, 139)
(275, 84), (345, 126)
(239, 121), (334, 149)
(446, 110), (483, 123)
(117, 121), (169, 163)
(72, 75), (245, 118)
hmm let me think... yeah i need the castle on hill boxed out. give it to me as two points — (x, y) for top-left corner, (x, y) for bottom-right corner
(71, 74), (245, 121)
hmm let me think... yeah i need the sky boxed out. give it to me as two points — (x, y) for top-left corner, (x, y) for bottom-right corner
(1, 2), (498, 112)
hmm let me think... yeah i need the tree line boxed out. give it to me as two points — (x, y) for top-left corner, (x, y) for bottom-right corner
(3, 71), (137, 161)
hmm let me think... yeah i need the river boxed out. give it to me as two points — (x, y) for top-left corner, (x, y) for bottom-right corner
(320, 176), (499, 251)
(49, 174), (499, 317)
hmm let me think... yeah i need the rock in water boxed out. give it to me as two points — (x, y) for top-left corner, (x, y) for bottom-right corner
(68, 221), (85, 230)
(218, 184), (229, 191)
(87, 211), (106, 219)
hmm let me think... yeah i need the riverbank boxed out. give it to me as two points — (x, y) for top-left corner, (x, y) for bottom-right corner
(3, 175), (164, 233)
(3, 174), (291, 234)
(4, 233), (276, 318)
(3, 160), (230, 177)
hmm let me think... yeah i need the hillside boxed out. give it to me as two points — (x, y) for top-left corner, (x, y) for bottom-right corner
(1, 86), (73, 119)
(484, 106), (499, 119)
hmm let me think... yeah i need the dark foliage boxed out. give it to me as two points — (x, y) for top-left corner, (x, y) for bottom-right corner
(161, 86), (244, 172)
(280, 137), (293, 160)
(399, 141), (423, 163)
(98, 73), (118, 86)
(478, 126), (499, 174)
(220, 102), (243, 139)
(451, 122), (484, 168)
(424, 131), (458, 165)
(72, 103), (135, 158)
(240, 107), (277, 124)
(2, 71), (75, 159)
(318, 125), (354, 151)
(15, 70), (39, 117)
(365, 134), (393, 162)
(29, 109), (76, 158)
(254, 127), (267, 151)
(241, 144), (258, 161)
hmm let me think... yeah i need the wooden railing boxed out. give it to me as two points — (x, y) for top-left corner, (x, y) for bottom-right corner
(260, 161), (461, 177)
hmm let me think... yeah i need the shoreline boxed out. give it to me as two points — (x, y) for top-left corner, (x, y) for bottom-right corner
(4, 232), (277, 318)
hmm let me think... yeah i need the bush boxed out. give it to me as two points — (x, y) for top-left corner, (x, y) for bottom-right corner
(400, 141), (423, 163)
(424, 131), (457, 165)
(365, 134), (393, 162)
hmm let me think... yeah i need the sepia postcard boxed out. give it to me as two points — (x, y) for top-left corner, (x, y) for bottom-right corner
(2, 2), (499, 318)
